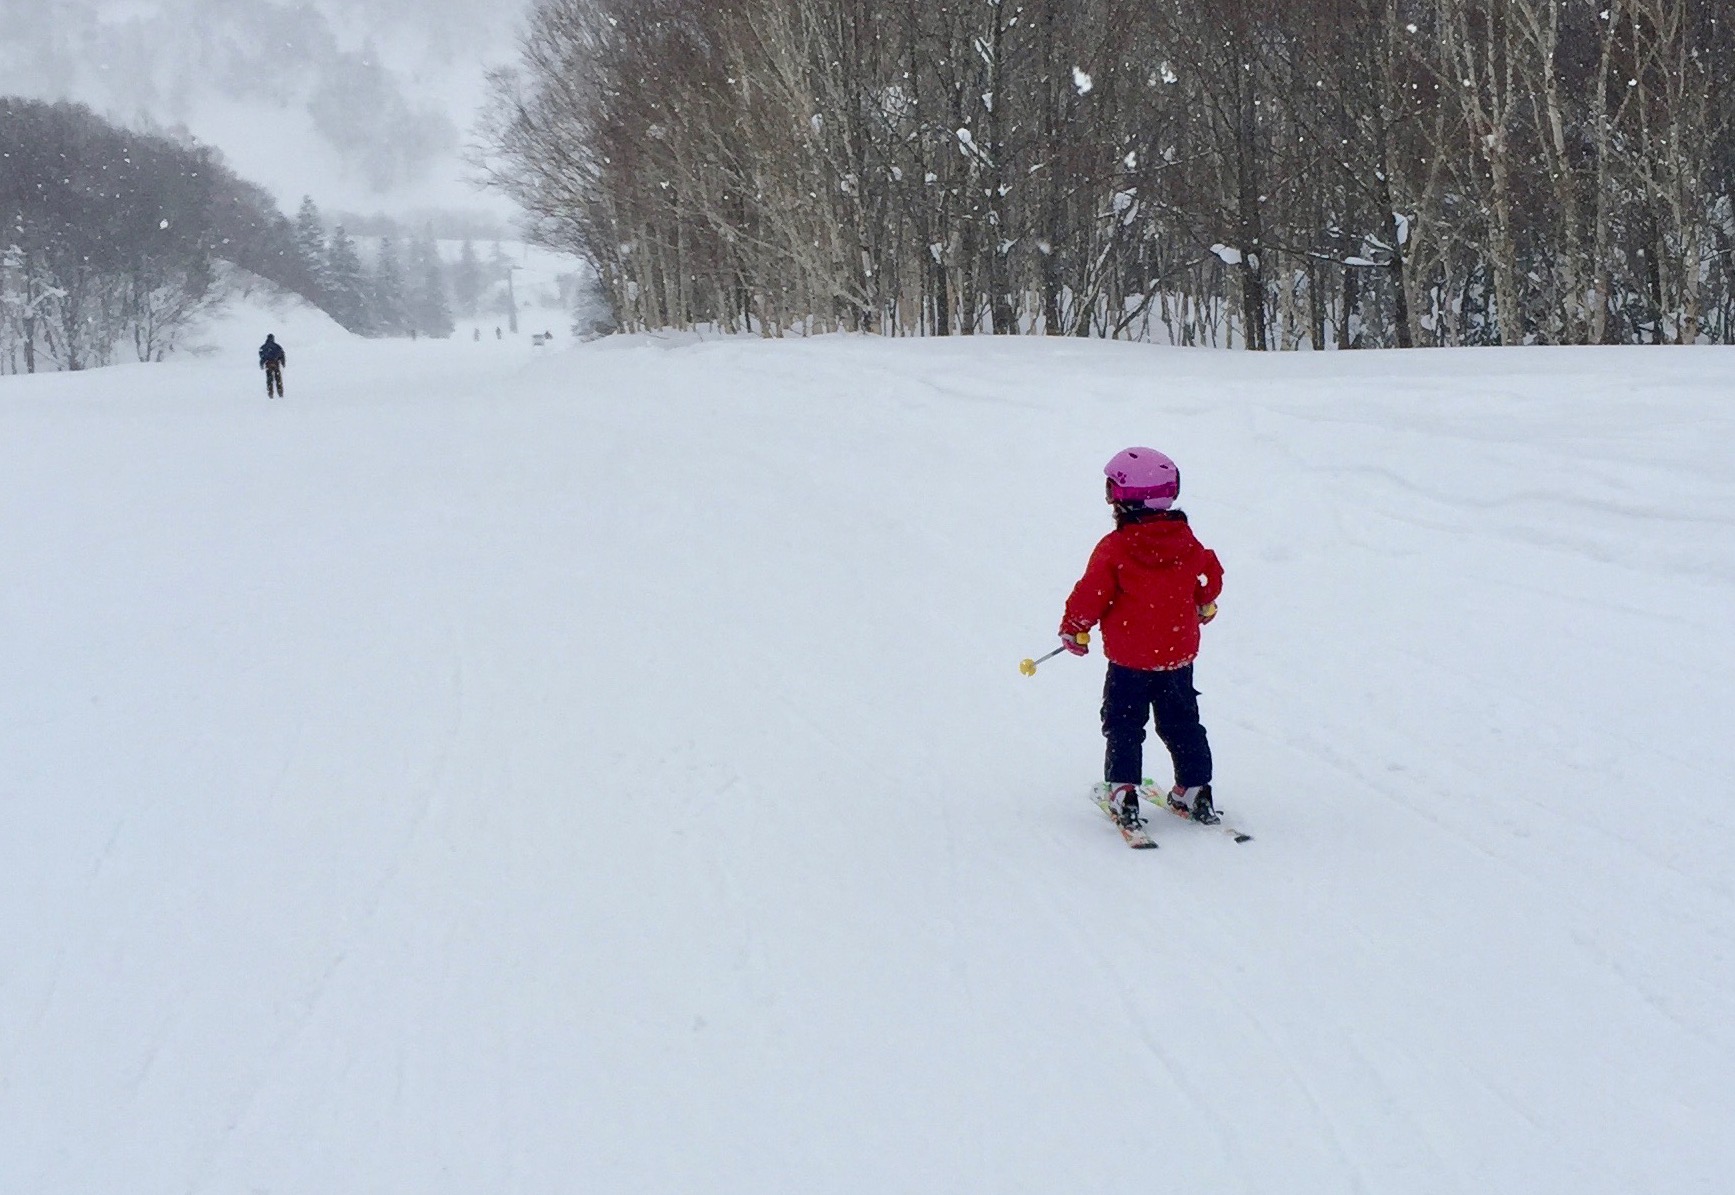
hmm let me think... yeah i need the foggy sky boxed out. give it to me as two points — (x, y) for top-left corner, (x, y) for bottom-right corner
(0, 0), (533, 220)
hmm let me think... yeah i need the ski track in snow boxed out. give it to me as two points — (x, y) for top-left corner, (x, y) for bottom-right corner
(2, 331), (1732, 1193)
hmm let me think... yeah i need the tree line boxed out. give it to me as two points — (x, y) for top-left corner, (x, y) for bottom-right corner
(287, 201), (545, 339)
(290, 197), (460, 340)
(1, 97), (314, 372)
(479, 0), (1735, 347)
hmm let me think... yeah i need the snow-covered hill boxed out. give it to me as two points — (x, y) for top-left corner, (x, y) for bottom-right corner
(1, 334), (1731, 1193)
(154, 242), (584, 368)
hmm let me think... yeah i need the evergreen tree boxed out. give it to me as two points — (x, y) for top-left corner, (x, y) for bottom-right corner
(370, 235), (408, 337)
(324, 225), (370, 334)
(291, 196), (328, 302)
(452, 238), (483, 318)
(409, 236), (455, 338)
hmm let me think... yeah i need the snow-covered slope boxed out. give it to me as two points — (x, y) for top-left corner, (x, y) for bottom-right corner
(1, 333), (1731, 1193)
(189, 273), (356, 361)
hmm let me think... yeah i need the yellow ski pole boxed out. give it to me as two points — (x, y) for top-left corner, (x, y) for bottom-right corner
(1020, 632), (1088, 676)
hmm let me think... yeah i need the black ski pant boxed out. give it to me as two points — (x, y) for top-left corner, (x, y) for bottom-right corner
(265, 364), (284, 397)
(1102, 662), (1212, 789)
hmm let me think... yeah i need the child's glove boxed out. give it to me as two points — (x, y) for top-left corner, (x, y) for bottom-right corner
(1198, 602), (1218, 625)
(1060, 631), (1090, 656)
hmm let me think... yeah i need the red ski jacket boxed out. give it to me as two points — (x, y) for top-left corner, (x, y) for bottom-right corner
(1061, 513), (1224, 671)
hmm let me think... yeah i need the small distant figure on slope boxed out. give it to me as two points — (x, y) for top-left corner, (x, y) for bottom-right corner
(1058, 448), (1224, 830)
(258, 334), (287, 398)
(473, 328), (481, 342)
(495, 326), (503, 340)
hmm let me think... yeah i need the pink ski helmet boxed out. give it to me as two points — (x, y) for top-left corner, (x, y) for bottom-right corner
(1104, 447), (1180, 509)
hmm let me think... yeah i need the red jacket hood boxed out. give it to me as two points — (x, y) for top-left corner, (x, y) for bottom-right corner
(1115, 517), (1204, 568)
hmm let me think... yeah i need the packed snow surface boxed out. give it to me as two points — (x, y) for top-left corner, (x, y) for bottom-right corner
(2, 328), (1732, 1193)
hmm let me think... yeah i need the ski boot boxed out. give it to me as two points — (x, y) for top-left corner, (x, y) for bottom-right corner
(1110, 782), (1145, 829)
(1168, 784), (1220, 825)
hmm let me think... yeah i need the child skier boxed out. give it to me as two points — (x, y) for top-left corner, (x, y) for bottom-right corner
(1059, 448), (1224, 829)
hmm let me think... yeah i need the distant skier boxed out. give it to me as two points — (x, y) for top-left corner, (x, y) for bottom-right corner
(1058, 448), (1224, 829)
(258, 334), (286, 398)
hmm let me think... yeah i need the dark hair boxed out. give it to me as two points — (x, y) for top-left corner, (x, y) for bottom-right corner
(1113, 503), (1187, 529)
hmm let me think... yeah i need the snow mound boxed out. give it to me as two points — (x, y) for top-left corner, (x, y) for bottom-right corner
(187, 269), (356, 361)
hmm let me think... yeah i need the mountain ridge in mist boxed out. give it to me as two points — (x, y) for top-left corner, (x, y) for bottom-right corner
(0, 0), (527, 216)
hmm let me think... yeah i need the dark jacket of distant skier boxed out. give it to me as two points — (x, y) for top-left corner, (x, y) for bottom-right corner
(259, 335), (287, 369)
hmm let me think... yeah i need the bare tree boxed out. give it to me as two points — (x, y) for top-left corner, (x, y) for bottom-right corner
(475, 0), (1735, 349)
